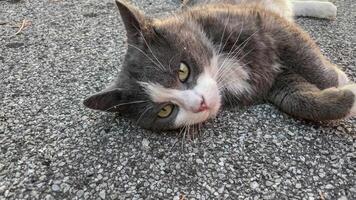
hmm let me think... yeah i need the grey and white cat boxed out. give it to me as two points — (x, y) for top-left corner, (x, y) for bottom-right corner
(84, 0), (356, 130)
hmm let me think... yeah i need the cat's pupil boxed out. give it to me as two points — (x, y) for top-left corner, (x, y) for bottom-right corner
(178, 62), (190, 82)
(157, 104), (174, 118)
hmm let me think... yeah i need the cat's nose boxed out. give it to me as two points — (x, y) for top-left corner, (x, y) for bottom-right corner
(195, 97), (208, 113)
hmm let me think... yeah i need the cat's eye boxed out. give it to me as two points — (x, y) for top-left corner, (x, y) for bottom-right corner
(157, 104), (174, 118)
(178, 62), (190, 82)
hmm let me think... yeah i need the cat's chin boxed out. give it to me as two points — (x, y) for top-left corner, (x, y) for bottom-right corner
(175, 110), (212, 127)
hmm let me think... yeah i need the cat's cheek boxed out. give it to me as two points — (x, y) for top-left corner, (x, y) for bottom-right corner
(210, 96), (222, 117)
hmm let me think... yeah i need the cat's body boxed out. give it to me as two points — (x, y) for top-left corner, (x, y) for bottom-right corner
(84, 0), (356, 130)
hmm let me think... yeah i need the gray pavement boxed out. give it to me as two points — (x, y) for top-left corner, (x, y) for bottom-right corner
(0, 0), (355, 199)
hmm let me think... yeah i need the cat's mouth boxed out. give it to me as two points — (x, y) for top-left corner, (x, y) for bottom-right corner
(174, 91), (221, 127)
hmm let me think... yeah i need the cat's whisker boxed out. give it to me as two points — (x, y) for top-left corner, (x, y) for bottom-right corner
(127, 44), (165, 72)
(168, 54), (178, 73)
(136, 105), (153, 126)
(227, 30), (259, 59)
(220, 86), (251, 106)
(194, 124), (200, 140)
(218, 31), (234, 54)
(218, 61), (251, 84)
(178, 125), (185, 138)
(139, 31), (166, 71)
(216, 30), (258, 86)
(220, 29), (257, 72)
(218, 22), (243, 55)
(223, 28), (258, 64)
(217, 61), (252, 94)
(186, 124), (191, 138)
(234, 48), (254, 63)
(221, 87), (242, 106)
(198, 123), (202, 136)
(236, 48), (255, 67)
(228, 29), (259, 61)
(218, 58), (236, 77)
(215, 54), (241, 83)
(217, 23), (245, 72)
(180, 124), (188, 150)
(217, 50), (254, 84)
(217, 15), (231, 53)
(169, 138), (179, 152)
(215, 57), (232, 82)
(188, 125), (194, 142)
(104, 100), (148, 112)
(216, 60), (239, 85)
(191, 124), (195, 141)
(227, 92), (240, 106)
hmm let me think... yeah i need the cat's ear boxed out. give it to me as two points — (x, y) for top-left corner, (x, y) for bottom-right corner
(83, 88), (126, 112)
(115, 0), (150, 41)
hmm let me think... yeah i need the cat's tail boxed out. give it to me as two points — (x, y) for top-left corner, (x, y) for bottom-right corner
(291, 1), (337, 19)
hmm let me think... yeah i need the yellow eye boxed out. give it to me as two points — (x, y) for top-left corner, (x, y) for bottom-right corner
(157, 104), (174, 118)
(178, 62), (190, 82)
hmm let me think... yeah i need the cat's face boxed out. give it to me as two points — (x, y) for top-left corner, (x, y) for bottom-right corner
(84, 0), (221, 130)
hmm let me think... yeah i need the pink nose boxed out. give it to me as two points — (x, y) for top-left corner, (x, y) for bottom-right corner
(196, 97), (209, 113)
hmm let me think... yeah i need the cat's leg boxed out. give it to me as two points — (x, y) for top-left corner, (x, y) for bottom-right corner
(268, 71), (356, 121)
(317, 59), (350, 88)
(291, 0), (337, 19)
(275, 22), (350, 89)
(285, 51), (349, 89)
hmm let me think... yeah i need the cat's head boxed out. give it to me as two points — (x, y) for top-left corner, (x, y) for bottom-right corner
(84, 0), (221, 130)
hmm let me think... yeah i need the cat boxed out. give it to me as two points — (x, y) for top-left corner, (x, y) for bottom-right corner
(83, 0), (356, 131)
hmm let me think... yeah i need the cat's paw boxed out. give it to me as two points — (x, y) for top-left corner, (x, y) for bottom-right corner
(341, 84), (356, 117)
(336, 68), (349, 87)
(320, 2), (337, 19)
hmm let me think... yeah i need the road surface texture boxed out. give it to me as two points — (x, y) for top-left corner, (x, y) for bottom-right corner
(0, 0), (355, 199)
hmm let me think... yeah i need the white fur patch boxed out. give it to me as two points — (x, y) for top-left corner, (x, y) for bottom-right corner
(336, 68), (349, 87)
(292, 1), (337, 19)
(262, 0), (294, 21)
(341, 84), (356, 118)
(216, 55), (252, 97)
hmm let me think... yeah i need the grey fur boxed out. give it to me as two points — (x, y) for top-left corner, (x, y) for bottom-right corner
(84, 0), (355, 130)
(269, 70), (354, 121)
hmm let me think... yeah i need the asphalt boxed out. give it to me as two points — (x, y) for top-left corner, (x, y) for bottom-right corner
(0, 0), (355, 199)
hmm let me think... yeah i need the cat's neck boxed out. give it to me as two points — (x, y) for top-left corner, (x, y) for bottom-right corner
(183, 6), (280, 105)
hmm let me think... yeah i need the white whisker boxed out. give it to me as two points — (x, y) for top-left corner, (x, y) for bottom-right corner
(217, 15), (231, 53)
(219, 26), (256, 73)
(229, 29), (259, 61)
(136, 105), (153, 125)
(105, 100), (148, 112)
(139, 31), (166, 71)
(127, 43), (164, 72)
(218, 61), (252, 90)
(215, 23), (245, 81)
